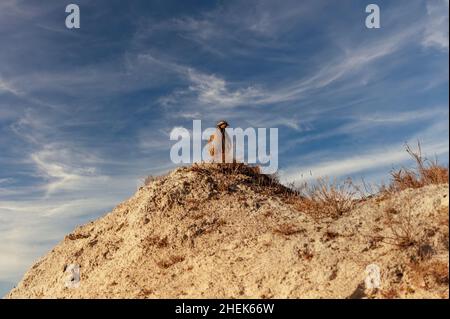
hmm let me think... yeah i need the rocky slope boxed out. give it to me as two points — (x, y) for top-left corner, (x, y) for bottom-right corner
(7, 164), (449, 298)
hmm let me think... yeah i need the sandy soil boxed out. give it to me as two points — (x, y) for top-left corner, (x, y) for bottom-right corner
(6, 164), (449, 298)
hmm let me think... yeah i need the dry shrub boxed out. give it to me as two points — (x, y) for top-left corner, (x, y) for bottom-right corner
(381, 207), (417, 248)
(371, 204), (449, 297)
(291, 177), (357, 218)
(363, 206), (422, 251)
(191, 162), (292, 195)
(409, 259), (449, 290)
(191, 162), (261, 177)
(379, 206), (446, 264)
(143, 176), (155, 186)
(142, 174), (166, 186)
(426, 260), (449, 286)
(387, 142), (448, 193)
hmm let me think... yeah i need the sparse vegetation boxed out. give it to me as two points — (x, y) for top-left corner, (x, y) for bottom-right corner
(142, 174), (166, 186)
(385, 142), (448, 193)
(288, 177), (357, 218)
(372, 202), (449, 297)
(381, 207), (417, 248)
(141, 142), (447, 220)
(285, 141), (448, 219)
(409, 259), (449, 290)
(13, 142), (447, 299)
(190, 162), (292, 196)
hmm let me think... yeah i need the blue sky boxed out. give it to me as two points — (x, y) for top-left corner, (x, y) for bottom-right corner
(0, 0), (448, 296)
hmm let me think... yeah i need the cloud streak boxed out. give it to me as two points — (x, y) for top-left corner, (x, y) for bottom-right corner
(280, 139), (449, 185)
(422, 0), (449, 51)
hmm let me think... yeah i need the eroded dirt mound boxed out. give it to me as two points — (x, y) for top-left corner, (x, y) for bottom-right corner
(7, 164), (449, 298)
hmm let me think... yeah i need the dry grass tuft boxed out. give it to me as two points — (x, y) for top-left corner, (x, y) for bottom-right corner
(142, 174), (166, 186)
(190, 162), (293, 196)
(381, 207), (417, 248)
(409, 259), (449, 291)
(285, 142), (448, 219)
(386, 142), (448, 193)
(290, 177), (357, 218)
(191, 162), (261, 177)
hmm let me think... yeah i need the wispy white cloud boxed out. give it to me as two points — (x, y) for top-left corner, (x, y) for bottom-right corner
(351, 107), (449, 124)
(150, 16), (430, 111)
(136, 54), (267, 109)
(30, 146), (108, 197)
(279, 107), (449, 154)
(186, 69), (264, 108)
(280, 140), (449, 184)
(257, 27), (423, 105)
(132, 0), (324, 57)
(0, 144), (142, 287)
(422, 0), (449, 51)
(0, 194), (125, 284)
(0, 77), (21, 96)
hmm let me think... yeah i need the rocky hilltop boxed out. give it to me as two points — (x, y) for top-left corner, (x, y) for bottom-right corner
(7, 164), (449, 298)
